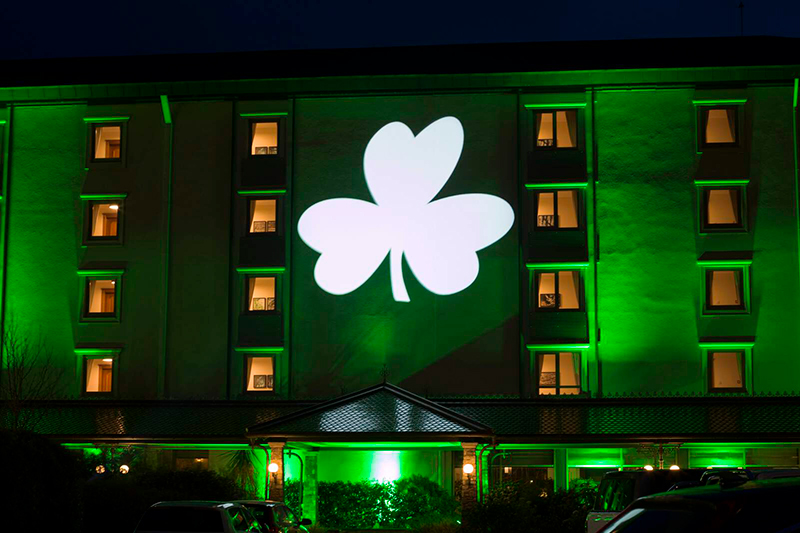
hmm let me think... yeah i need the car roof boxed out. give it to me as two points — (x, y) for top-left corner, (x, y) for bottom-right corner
(152, 501), (242, 509)
(636, 476), (800, 505)
(233, 500), (282, 506)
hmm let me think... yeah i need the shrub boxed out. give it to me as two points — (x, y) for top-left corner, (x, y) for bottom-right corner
(317, 479), (394, 529)
(414, 521), (462, 533)
(285, 478), (303, 518)
(390, 475), (460, 527)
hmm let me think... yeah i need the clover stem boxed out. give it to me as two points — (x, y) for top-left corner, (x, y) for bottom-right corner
(390, 248), (410, 302)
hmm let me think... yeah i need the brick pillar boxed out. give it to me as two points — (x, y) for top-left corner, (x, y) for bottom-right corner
(268, 442), (286, 502)
(461, 443), (479, 510)
(301, 451), (318, 524)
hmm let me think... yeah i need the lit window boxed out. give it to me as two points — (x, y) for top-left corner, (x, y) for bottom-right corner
(92, 125), (122, 160)
(706, 269), (745, 310)
(536, 190), (579, 229)
(85, 279), (117, 315)
(702, 107), (737, 146)
(536, 271), (581, 310)
(85, 358), (114, 393)
(88, 201), (121, 239)
(245, 356), (275, 392)
(709, 351), (745, 391)
(248, 199), (277, 233)
(247, 276), (276, 311)
(535, 110), (577, 148)
(703, 188), (743, 230)
(251, 121), (278, 155)
(537, 352), (581, 395)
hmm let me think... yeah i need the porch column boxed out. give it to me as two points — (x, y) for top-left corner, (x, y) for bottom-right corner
(461, 442), (479, 509)
(554, 448), (569, 491)
(301, 450), (318, 524)
(268, 442), (286, 502)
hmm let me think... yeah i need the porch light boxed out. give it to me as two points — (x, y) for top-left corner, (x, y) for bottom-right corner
(268, 462), (279, 473)
(109, 204), (119, 210)
(463, 463), (474, 474)
(102, 358), (113, 362)
(643, 465), (654, 471)
(95, 465), (105, 474)
(670, 465), (680, 471)
(119, 464), (130, 474)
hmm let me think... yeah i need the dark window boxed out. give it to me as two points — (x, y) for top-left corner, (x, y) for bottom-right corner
(702, 187), (743, 230)
(705, 268), (745, 311)
(535, 190), (579, 229)
(535, 270), (582, 310)
(92, 124), (122, 160)
(136, 508), (224, 533)
(709, 350), (745, 392)
(536, 352), (581, 395)
(248, 198), (277, 233)
(246, 276), (276, 312)
(700, 107), (738, 147)
(535, 110), (578, 149)
(84, 357), (114, 394)
(88, 201), (122, 240)
(250, 121), (279, 156)
(174, 450), (209, 470)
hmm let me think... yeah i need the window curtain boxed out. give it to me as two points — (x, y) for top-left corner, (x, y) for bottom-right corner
(725, 109), (736, 139)
(246, 357), (254, 389)
(247, 278), (257, 310)
(248, 201), (256, 230)
(537, 354), (546, 386)
(566, 111), (578, 147)
(726, 189), (739, 224)
(536, 113), (544, 141)
(571, 352), (581, 387)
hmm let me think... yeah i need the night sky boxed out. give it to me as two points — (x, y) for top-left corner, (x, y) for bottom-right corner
(1, 0), (798, 60)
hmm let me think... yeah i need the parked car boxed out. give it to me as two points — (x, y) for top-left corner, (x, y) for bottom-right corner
(234, 500), (311, 533)
(586, 468), (707, 533)
(596, 476), (800, 532)
(134, 501), (263, 533)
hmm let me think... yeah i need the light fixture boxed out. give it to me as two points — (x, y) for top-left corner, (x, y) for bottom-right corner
(95, 465), (105, 474)
(643, 465), (654, 471)
(109, 204), (119, 210)
(268, 462), (279, 473)
(119, 464), (130, 474)
(669, 465), (680, 471)
(463, 463), (474, 474)
(102, 358), (113, 363)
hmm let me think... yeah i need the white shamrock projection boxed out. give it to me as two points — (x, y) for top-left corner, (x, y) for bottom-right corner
(297, 116), (514, 302)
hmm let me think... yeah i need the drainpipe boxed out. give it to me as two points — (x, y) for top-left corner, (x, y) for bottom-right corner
(476, 440), (497, 503)
(158, 94), (173, 399)
(285, 450), (304, 505)
(255, 443), (271, 500)
(792, 79), (800, 306)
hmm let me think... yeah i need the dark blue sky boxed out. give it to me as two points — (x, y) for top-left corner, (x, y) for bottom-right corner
(1, 0), (798, 59)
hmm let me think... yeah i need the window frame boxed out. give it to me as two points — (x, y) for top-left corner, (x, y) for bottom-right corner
(81, 354), (118, 397)
(702, 265), (750, 315)
(698, 105), (740, 149)
(84, 197), (125, 244)
(533, 189), (582, 231)
(248, 119), (281, 158)
(243, 274), (280, 314)
(245, 196), (281, 235)
(706, 349), (747, 393)
(533, 269), (585, 312)
(699, 185), (747, 233)
(242, 354), (277, 395)
(86, 120), (128, 167)
(79, 270), (124, 323)
(532, 349), (585, 396)
(532, 109), (580, 151)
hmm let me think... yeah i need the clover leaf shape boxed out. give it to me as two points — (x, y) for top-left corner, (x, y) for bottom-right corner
(297, 116), (514, 302)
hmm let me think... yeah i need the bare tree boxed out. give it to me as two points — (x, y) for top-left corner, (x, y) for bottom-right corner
(0, 317), (65, 432)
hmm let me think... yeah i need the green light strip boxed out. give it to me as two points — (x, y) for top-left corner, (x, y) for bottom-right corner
(240, 112), (289, 117)
(691, 99), (747, 106)
(524, 103), (587, 109)
(77, 269), (125, 276)
(693, 179), (749, 186)
(237, 189), (287, 196)
(699, 342), (755, 349)
(697, 260), (752, 267)
(83, 116), (130, 123)
(74, 348), (122, 356)
(525, 182), (588, 189)
(0, 120), (6, 125)
(79, 193), (128, 200)
(526, 262), (589, 269)
(233, 346), (284, 353)
(794, 79), (798, 109)
(527, 344), (590, 351)
(160, 95), (172, 125)
(235, 267), (286, 274)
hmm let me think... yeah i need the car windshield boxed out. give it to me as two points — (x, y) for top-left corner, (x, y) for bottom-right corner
(136, 507), (224, 532)
(603, 507), (713, 532)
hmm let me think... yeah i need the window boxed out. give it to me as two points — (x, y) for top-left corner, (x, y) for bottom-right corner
(536, 271), (582, 310)
(174, 450), (209, 470)
(247, 276), (276, 311)
(536, 352), (581, 395)
(248, 198), (277, 233)
(250, 121), (279, 155)
(92, 124), (122, 160)
(705, 268), (746, 312)
(709, 351), (745, 392)
(535, 190), (579, 229)
(701, 107), (737, 147)
(245, 356), (275, 392)
(85, 357), (114, 393)
(84, 278), (118, 317)
(702, 187), (744, 230)
(88, 201), (122, 240)
(535, 110), (577, 148)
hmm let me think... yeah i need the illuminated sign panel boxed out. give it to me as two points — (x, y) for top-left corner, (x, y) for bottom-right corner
(292, 95), (519, 397)
(298, 117), (514, 302)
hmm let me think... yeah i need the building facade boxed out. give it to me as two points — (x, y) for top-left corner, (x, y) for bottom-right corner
(1, 36), (800, 518)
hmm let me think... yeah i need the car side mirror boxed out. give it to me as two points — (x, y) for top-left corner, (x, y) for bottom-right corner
(299, 518), (312, 526)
